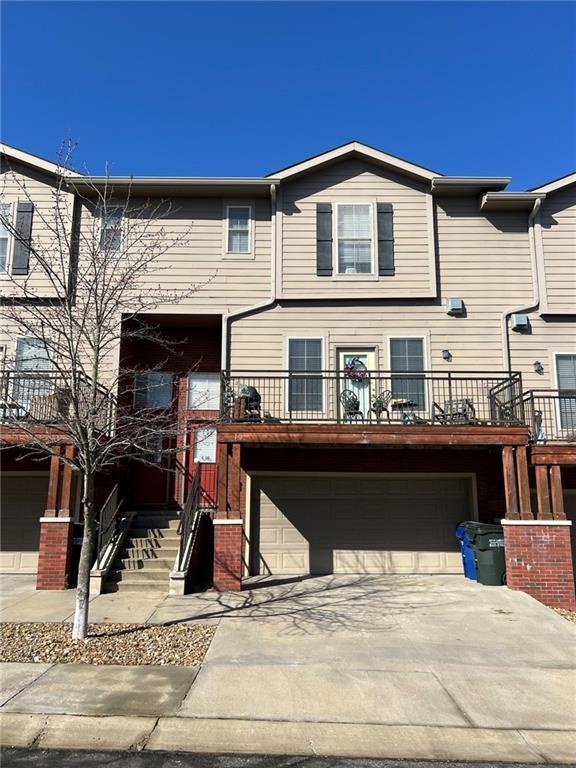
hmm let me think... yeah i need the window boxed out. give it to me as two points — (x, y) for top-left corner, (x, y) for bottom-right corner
(15, 337), (51, 372)
(0, 202), (12, 272)
(288, 338), (323, 412)
(194, 427), (217, 463)
(390, 338), (426, 409)
(133, 372), (174, 410)
(100, 207), (123, 252)
(188, 373), (221, 410)
(337, 204), (373, 275)
(13, 337), (52, 412)
(226, 206), (251, 254)
(556, 354), (576, 429)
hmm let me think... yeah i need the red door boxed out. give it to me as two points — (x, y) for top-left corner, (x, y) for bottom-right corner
(186, 424), (218, 508)
(131, 434), (175, 507)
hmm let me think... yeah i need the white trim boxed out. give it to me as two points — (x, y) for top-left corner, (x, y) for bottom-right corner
(0, 199), (15, 277)
(552, 351), (576, 435)
(224, 203), (253, 258)
(98, 204), (124, 254)
(501, 519), (572, 526)
(268, 141), (440, 182)
(0, 144), (77, 178)
(386, 334), (429, 414)
(40, 517), (72, 523)
(529, 172), (576, 194)
(213, 518), (243, 525)
(285, 335), (327, 419)
(333, 202), (377, 279)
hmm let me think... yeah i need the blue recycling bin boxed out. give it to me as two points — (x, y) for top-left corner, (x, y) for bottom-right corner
(455, 523), (477, 580)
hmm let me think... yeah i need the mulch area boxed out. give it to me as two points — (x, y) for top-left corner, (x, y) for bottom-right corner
(0, 622), (216, 666)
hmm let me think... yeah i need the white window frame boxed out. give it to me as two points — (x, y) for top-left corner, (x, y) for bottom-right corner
(387, 335), (429, 413)
(193, 426), (217, 464)
(285, 336), (326, 418)
(0, 200), (14, 276)
(14, 335), (52, 371)
(99, 205), (124, 253)
(187, 372), (221, 411)
(553, 351), (576, 434)
(333, 202), (377, 278)
(224, 203), (253, 258)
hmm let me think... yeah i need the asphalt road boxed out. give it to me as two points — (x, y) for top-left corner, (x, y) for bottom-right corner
(0, 751), (565, 768)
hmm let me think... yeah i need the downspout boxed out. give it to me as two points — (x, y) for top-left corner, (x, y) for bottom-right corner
(500, 198), (542, 371)
(220, 183), (278, 370)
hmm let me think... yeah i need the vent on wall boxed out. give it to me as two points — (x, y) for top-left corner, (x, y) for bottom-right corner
(446, 298), (465, 316)
(511, 314), (530, 331)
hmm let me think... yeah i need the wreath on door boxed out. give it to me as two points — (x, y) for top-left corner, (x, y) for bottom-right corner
(343, 357), (369, 382)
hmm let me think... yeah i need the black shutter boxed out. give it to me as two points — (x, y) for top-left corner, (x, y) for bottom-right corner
(377, 203), (394, 276)
(11, 202), (34, 275)
(316, 203), (333, 276)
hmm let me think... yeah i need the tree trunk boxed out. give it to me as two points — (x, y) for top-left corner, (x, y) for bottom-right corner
(72, 473), (95, 640)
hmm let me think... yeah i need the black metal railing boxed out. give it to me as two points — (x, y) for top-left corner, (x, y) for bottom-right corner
(0, 369), (116, 434)
(523, 389), (576, 443)
(176, 463), (217, 572)
(94, 482), (129, 569)
(221, 370), (525, 427)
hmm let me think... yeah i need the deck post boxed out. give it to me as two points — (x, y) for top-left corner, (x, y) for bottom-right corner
(549, 465), (566, 520)
(45, 447), (62, 517)
(515, 446), (532, 520)
(502, 446), (519, 519)
(535, 465), (552, 520)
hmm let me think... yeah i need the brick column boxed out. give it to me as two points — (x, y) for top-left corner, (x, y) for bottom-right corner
(36, 517), (74, 590)
(213, 519), (243, 592)
(502, 520), (575, 610)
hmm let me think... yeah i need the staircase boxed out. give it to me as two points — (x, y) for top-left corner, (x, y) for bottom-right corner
(104, 509), (180, 593)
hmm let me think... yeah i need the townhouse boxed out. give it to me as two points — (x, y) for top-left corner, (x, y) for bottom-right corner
(1, 141), (575, 609)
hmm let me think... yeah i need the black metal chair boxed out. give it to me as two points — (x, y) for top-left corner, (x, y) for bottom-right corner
(340, 389), (364, 423)
(368, 389), (392, 423)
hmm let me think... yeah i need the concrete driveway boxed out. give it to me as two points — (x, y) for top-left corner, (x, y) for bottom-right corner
(160, 575), (576, 732)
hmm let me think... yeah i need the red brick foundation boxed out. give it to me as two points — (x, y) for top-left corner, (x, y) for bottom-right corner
(213, 520), (243, 592)
(502, 520), (576, 609)
(36, 518), (74, 590)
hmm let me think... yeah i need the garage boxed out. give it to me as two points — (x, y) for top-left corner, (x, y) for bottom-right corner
(254, 475), (475, 576)
(0, 473), (49, 573)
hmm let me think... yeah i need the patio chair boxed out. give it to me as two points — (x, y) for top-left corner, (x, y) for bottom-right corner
(340, 389), (364, 423)
(433, 398), (477, 425)
(368, 390), (392, 423)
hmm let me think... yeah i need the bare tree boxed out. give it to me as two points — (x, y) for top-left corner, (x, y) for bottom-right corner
(0, 142), (210, 639)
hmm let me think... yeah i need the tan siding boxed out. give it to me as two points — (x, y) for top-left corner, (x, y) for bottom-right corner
(539, 185), (576, 314)
(279, 159), (434, 298)
(78, 197), (272, 314)
(231, 197), (535, 374)
(0, 159), (73, 299)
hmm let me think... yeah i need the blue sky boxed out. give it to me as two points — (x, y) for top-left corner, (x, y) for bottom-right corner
(1, 1), (574, 189)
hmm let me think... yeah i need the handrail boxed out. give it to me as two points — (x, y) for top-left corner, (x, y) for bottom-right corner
(522, 389), (576, 443)
(176, 463), (217, 573)
(94, 478), (131, 569)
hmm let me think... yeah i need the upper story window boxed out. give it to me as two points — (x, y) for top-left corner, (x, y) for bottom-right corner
(556, 354), (576, 430)
(336, 204), (373, 275)
(133, 372), (174, 410)
(0, 202), (13, 273)
(288, 338), (323, 412)
(226, 206), (251, 254)
(389, 337), (426, 409)
(188, 372), (221, 410)
(99, 207), (123, 252)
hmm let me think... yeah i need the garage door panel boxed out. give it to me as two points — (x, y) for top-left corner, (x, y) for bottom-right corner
(1, 474), (49, 574)
(259, 476), (471, 576)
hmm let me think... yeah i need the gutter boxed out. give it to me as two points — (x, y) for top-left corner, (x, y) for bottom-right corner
(500, 198), (543, 370)
(220, 183), (278, 370)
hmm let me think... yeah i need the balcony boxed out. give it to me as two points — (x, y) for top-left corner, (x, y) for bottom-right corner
(221, 370), (526, 429)
(0, 369), (116, 435)
(523, 389), (576, 444)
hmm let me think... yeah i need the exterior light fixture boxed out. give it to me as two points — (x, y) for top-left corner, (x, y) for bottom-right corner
(442, 349), (452, 362)
(533, 361), (544, 375)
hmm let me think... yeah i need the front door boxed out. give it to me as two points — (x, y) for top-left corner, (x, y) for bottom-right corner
(131, 433), (174, 507)
(337, 349), (376, 421)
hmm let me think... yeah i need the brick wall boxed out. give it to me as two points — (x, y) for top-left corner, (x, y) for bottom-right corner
(503, 522), (576, 610)
(36, 519), (73, 590)
(213, 521), (243, 591)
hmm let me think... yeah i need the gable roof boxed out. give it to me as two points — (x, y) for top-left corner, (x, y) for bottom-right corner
(266, 140), (442, 183)
(0, 142), (79, 177)
(528, 171), (576, 194)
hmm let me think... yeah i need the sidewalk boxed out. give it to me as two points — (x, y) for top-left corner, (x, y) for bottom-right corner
(1, 574), (575, 763)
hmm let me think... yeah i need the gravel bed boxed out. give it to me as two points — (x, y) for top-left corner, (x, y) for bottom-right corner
(554, 608), (576, 624)
(0, 622), (216, 666)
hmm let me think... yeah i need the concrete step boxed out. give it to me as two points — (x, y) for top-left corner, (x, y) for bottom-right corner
(120, 545), (179, 559)
(116, 558), (175, 571)
(128, 528), (180, 540)
(107, 569), (169, 583)
(131, 516), (180, 529)
(103, 581), (169, 594)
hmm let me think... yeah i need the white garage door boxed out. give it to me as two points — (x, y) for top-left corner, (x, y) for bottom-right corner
(0, 474), (49, 573)
(257, 475), (473, 575)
